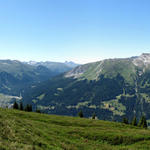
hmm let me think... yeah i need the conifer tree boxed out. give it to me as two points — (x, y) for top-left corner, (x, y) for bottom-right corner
(142, 116), (148, 129)
(36, 109), (41, 113)
(25, 104), (32, 112)
(131, 116), (137, 126)
(122, 117), (128, 124)
(138, 116), (147, 129)
(13, 101), (19, 109)
(138, 116), (144, 127)
(20, 102), (23, 110)
(36, 107), (41, 113)
(24, 104), (29, 111)
(29, 104), (32, 112)
(92, 112), (96, 119)
(78, 110), (83, 118)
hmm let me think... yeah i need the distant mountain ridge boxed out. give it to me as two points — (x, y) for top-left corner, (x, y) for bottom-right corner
(24, 60), (79, 73)
(0, 59), (78, 107)
(22, 53), (150, 124)
(65, 53), (150, 80)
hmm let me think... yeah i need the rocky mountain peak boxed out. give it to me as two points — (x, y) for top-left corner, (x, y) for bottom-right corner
(132, 53), (150, 67)
(140, 53), (150, 59)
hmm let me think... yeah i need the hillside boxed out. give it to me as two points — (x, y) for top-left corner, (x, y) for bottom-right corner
(0, 60), (57, 95)
(22, 53), (150, 122)
(0, 60), (78, 96)
(1, 108), (150, 150)
(0, 60), (78, 108)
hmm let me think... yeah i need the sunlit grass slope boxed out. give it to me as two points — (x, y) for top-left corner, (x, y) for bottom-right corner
(1, 108), (150, 150)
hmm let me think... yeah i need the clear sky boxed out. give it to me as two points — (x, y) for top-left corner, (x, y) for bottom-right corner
(0, 0), (150, 64)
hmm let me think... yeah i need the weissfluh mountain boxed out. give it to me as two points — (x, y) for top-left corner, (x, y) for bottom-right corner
(22, 53), (150, 124)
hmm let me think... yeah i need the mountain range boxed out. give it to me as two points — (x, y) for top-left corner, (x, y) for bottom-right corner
(0, 60), (78, 107)
(1, 54), (150, 124)
(22, 53), (150, 124)
(24, 60), (79, 73)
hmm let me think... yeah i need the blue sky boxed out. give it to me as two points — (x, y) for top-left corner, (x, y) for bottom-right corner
(0, 0), (150, 64)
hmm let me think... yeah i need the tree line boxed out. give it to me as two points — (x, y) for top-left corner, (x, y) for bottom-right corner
(13, 101), (40, 113)
(78, 110), (96, 119)
(122, 116), (147, 128)
(78, 110), (148, 129)
(13, 102), (148, 129)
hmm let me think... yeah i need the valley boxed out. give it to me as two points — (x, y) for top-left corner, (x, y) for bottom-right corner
(0, 60), (78, 108)
(1, 54), (150, 124)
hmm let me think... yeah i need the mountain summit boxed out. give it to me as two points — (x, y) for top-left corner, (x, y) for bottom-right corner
(133, 53), (150, 67)
(65, 53), (150, 81)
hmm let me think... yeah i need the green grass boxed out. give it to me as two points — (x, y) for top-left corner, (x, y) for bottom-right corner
(1, 108), (150, 150)
(101, 99), (126, 116)
(100, 59), (137, 85)
(37, 94), (45, 100)
(77, 59), (137, 85)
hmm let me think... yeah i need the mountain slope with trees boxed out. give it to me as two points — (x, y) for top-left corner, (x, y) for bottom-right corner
(22, 53), (150, 123)
(0, 60), (77, 107)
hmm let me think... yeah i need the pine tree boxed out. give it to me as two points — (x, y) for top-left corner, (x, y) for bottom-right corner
(138, 116), (144, 127)
(36, 109), (41, 113)
(24, 104), (29, 111)
(138, 116), (147, 129)
(13, 101), (19, 109)
(36, 107), (41, 113)
(29, 104), (32, 112)
(20, 102), (23, 110)
(142, 116), (148, 129)
(131, 116), (137, 126)
(92, 112), (96, 119)
(78, 110), (83, 118)
(25, 104), (32, 112)
(122, 117), (128, 124)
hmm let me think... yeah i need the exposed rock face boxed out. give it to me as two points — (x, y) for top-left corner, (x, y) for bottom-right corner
(132, 53), (150, 67)
(65, 63), (93, 78)
(65, 53), (150, 80)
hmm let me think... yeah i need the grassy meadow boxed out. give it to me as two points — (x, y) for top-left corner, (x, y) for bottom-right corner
(1, 108), (150, 150)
